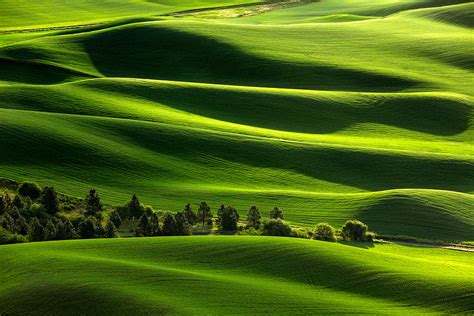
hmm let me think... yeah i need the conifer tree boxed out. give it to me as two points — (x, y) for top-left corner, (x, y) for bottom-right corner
(183, 203), (197, 226)
(247, 205), (261, 228)
(162, 213), (176, 236)
(197, 201), (212, 231)
(41, 187), (59, 215)
(85, 189), (102, 216)
(136, 214), (150, 237)
(149, 212), (160, 236)
(29, 217), (46, 241)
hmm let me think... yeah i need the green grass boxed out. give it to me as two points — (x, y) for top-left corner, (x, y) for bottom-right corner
(0, 0), (260, 31)
(0, 0), (473, 242)
(0, 236), (473, 314)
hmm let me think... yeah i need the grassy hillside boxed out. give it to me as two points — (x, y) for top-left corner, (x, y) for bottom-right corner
(0, 0), (473, 241)
(0, 0), (259, 31)
(1, 237), (473, 314)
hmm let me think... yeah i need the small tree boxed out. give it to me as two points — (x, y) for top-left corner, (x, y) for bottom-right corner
(149, 212), (161, 236)
(78, 217), (97, 239)
(183, 204), (197, 226)
(219, 206), (239, 231)
(0, 213), (15, 232)
(18, 182), (41, 200)
(162, 213), (176, 236)
(41, 187), (59, 215)
(104, 220), (117, 238)
(29, 217), (46, 241)
(197, 201), (212, 231)
(246, 205), (261, 228)
(313, 223), (336, 242)
(341, 220), (369, 242)
(110, 210), (122, 229)
(85, 189), (102, 216)
(128, 194), (143, 219)
(262, 219), (291, 237)
(269, 207), (284, 220)
(175, 211), (190, 236)
(136, 214), (150, 237)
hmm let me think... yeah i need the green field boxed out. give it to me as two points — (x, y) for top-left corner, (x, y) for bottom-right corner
(1, 1), (474, 314)
(1, 0), (473, 242)
(1, 236), (473, 314)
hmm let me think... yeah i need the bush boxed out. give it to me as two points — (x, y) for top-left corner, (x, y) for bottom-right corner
(0, 227), (28, 244)
(313, 223), (336, 242)
(262, 219), (291, 237)
(18, 182), (41, 200)
(342, 220), (370, 241)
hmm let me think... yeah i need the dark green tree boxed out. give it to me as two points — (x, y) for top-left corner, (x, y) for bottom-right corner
(85, 189), (102, 216)
(269, 207), (284, 220)
(246, 205), (261, 228)
(313, 223), (336, 242)
(216, 204), (225, 227)
(341, 220), (369, 241)
(78, 217), (97, 239)
(110, 210), (122, 229)
(63, 220), (76, 239)
(262, 219), (291, 237)
(149, 212), (161, 236)
(45, 220), (57, 240)
(219, 206), (239, 231)
(0, 213), (15, 232)
(174, 211), (190, 236)
(104, 220), (117, 238)
(128, 194), (143, 219)
(136, 214), (150, 237)
(162, 213), (176, 236)
(18, 182), (41, 200)
(29, 217), (46, 241)
(41, 187), (59, 215)
(15, 216), (29, 235)
(183, 203), (197, 226)
(197, 201), (212, 231)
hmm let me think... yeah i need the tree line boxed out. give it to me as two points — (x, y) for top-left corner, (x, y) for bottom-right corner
(0, 181), (375, 244)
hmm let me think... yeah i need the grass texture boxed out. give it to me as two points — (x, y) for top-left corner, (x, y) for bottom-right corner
(0, 0), (473, 241)
(1, 236), (473, 314)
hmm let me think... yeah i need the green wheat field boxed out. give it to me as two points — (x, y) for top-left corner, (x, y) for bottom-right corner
(0, 0), (473, 314)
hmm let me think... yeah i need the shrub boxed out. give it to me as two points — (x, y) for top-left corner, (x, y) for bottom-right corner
(365, 231), (376, 242)
(110, 210), (122, 229)
(18, 182), (41, 200)
(313, 223), (336, 242)
(341, 220), (370, 241)
(104, 220), (117, 238)
(238, 227), (261, 236)
(262, 219), (291, 237)
(0, 227), (28, 245)
(78, 217), (97, 239)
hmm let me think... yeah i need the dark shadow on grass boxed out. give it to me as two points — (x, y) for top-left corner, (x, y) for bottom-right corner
(82, 24), (419, 92)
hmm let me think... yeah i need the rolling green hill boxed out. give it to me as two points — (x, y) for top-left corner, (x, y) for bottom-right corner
(0, 0), (473, 242)
(1, 237), (473, 314)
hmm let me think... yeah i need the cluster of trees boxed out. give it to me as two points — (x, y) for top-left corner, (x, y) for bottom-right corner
(0, 180), (376, 245)
(0, 183), (118, 244)
(311, 220), (374, 243)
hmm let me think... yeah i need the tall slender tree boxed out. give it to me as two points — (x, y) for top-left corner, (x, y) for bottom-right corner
(197, 201), (212, 231)
(85, 189), (102, 216)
